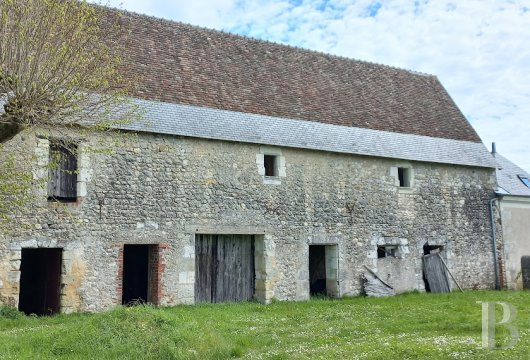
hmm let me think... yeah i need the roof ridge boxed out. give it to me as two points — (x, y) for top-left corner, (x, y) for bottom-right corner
(105, 5), (435, 78)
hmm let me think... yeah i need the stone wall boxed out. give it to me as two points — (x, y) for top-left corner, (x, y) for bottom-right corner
(0, 130), (498, 312)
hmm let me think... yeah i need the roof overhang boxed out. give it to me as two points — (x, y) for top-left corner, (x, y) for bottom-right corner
(117, 98), (496, 169)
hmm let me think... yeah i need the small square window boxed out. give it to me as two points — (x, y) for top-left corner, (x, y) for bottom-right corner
(264, 155), (277, 177)
(518, 175), (530, 188)
(398, 167), (411, 187)
(377, 245), (397, 258)
(257, 147), (285, 184)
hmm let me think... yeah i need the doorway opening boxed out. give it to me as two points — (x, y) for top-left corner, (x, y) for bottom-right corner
(122, 244), (160, 306)
(309, 245), (326, 295)
(309, 245), (339, 297)
(423, 244), (445, 293)
(19, 248), (62, 316)
(423, 244), (443, 256)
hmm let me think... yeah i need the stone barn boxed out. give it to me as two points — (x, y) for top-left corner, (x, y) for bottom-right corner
(0, 9), (499, 314)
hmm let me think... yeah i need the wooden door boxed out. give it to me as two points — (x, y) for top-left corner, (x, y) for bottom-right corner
(19, 248), (62, 315)
(423, 253), (451, 293)
(195, 234), (255, 303)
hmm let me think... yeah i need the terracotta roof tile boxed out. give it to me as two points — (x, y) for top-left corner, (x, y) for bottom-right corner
(104, 8), (482, 143)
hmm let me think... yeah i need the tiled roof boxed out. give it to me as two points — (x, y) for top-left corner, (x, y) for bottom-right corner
(118, 98), (495, 169)
(494, 153), (530, 197)
(101, 8), (482, 143)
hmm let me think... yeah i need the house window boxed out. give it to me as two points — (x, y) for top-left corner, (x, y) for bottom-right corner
(377, 245), (397, 258)
(264, 155), (278, 177)
(48, 141), (78, 202)
(398, 167), (411, 188)
(518, 175), (530, 188)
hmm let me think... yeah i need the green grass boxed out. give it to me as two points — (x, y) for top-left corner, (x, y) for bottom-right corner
(1, 291), (529, 359)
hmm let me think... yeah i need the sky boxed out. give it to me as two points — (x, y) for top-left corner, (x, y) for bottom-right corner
(100, 0), (530, 172)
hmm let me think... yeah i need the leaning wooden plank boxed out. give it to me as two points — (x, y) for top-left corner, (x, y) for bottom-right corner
(437, 254), (464, 293)
(363, 265), (394, 289)
(362, 265), (395, 297)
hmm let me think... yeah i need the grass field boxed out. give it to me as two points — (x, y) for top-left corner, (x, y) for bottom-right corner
(0, 291), (529, 359)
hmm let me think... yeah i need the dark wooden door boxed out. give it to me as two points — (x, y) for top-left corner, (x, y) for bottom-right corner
(19, 248), (62, 315)
(423, 253), (451, 293)
(195, 234), (255, 303)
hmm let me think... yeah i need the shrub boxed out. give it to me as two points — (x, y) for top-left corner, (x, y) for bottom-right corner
(0, 305), (23, 319)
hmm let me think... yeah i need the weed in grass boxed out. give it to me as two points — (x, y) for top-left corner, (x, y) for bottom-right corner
(0, 305), (23, 320)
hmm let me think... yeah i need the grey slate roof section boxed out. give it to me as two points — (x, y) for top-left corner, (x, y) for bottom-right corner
(117, 98), (496, 169)
(494, 153), (530, 197)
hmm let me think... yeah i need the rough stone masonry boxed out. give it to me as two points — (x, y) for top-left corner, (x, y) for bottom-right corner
(0, 128), (497, 313)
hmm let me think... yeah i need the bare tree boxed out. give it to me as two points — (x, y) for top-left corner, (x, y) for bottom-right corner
(0, 0), (136, 232)
(0, 0), (133, 143)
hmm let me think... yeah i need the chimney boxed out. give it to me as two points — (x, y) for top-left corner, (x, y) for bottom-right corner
(492, 142), (496, 155)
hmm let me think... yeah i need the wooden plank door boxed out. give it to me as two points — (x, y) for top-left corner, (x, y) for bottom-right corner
(423, 253), (451, 293)
(48, 143), (77, 201)
(195, 234), (255, 303)
(195, 234), (215, 303)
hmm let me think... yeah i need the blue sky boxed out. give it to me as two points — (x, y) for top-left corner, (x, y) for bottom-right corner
(100, 0), (530, 172)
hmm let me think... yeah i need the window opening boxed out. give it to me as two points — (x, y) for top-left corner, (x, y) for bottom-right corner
(48, 141), (77, 202)
(377, 245), (397, 258)
(398, 167), (411, 187)
(264, 155), (277, 177)
(518, 175), (530, 188)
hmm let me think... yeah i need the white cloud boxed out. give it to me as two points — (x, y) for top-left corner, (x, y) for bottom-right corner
(106, 0), (530, 172)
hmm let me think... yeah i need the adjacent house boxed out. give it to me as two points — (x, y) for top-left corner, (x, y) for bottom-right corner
(492, 146), (530, 290)
(0, 9), (499, 314)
